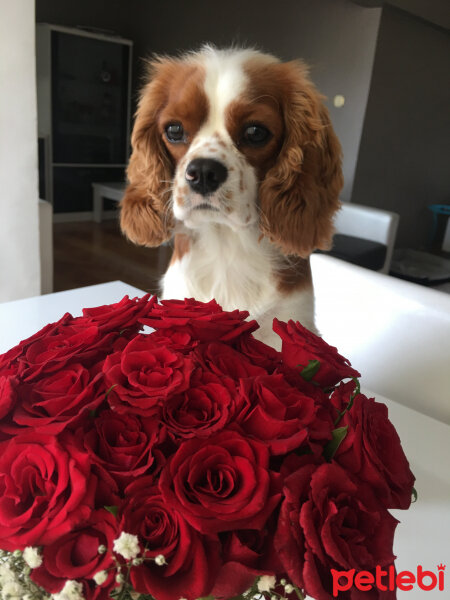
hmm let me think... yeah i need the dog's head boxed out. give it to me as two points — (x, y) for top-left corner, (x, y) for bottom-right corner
(120, 46), (343, 257)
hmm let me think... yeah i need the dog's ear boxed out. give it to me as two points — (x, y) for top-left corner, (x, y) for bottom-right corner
(120, 59), (175, 247)
(259, 61), (343, 257)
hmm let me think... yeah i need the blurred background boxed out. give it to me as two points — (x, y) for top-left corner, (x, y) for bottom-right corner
(0, 0), (449, 302)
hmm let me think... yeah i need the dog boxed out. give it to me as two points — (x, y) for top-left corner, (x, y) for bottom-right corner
(120, 46), (343, 349)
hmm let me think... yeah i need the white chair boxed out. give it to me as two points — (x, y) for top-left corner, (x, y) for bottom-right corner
(92, 181), (126, 223)
(333, 201), (399, 274)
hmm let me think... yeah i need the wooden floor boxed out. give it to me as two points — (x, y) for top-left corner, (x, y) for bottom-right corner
(53, 218), (172, 295)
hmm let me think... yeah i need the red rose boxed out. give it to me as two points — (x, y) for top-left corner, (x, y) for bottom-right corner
(0, 375), (17, 421)
(141, 297), (258, 342)
(196, 341), (266, 380)
(331, 381), (415, 509)
(275, 458), (398, 600)
(77, 293), (155, 335)
(159, 430), (282, 534)
(120, 478), (221, 600)
(235, 374), (319, 455)
(149, 327), (199, 353)
(2, 364), (104, 436)
(273, 319), (360, 387)
(18, 324), (115, 381)
(82, 410), (162, 487)
(211, 518), (283, 599)
(0, 313), (72, 372)
(235, 333), (282, 372)
(0, 432), (99, 550)
(31, 510), (118, 594)
(162, 369), (234, 439)
(104, 334), (194, 416)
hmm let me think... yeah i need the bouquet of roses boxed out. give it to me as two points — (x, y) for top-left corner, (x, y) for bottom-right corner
(0, 295), (415, 600)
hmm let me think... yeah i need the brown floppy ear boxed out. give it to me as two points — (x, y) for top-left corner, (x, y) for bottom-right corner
(120, 59), (175, 247)
(259, 61), (343, 257)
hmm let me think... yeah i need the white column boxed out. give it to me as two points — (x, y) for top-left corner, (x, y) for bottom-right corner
(0, 0), (41, 302)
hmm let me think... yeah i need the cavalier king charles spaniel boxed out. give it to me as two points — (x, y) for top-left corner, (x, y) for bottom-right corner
(120, 46), (343, 349)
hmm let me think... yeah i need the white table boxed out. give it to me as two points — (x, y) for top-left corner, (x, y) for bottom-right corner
(92, 181), (126, 223)
(0, 280), (449, 598)
(311, 254), (450, 425)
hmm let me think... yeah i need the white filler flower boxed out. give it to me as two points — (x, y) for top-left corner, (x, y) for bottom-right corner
(113, 532), (140, 560)
(0, 561), (16, 585)
(1, 580), (26, 600)
(93, 570), (108, 585)
(257, 575), (277, 593)
(52, 580), (84, 600)
(23, 546), (43, 569)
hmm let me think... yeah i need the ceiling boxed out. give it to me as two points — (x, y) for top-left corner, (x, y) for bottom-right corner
(351, 0), (450, 31)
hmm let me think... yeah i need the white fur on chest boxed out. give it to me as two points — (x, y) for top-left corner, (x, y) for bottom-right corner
(161, 225), (316, 349)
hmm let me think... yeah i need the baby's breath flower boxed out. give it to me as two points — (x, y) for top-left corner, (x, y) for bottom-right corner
(23, 546), (43, 569)
(97, 545), (107, 555)
(154, 554), (167, 566)
(113, 532), (140, 560)
(284, 583), (294, 594)
(93, 570), (108, 585)
(115, 573), (125, 584)
(0, 561), (15, 584)
(52, 580), (84, 600)
(1, 580), (25, 599)
(257, 574), (277, 593)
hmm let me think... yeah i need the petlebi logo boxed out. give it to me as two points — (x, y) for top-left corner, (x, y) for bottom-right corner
(331, 564), (446, 596)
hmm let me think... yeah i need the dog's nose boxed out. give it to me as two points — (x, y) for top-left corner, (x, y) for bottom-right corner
(185, 158), (228, 196)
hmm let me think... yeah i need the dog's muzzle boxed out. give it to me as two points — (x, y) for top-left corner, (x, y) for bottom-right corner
(185, 158), (228, 196)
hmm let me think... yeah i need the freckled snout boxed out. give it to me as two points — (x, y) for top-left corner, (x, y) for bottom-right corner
(185, 158), (228, 196)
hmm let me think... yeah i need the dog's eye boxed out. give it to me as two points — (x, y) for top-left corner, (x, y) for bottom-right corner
(165, 122), (185, 143)
(242, 124), (271, 146)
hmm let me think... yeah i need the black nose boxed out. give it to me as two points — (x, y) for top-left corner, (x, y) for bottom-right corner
(185, 158), (228, 196)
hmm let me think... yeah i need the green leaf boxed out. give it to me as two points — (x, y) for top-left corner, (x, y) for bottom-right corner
(412, 487), (418, 503)
(323, 426), (348, 461)
(300, 359), (320, 381)
(104, 505), (118, 517)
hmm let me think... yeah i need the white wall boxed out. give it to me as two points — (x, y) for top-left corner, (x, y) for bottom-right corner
(0, 0), (41, 302)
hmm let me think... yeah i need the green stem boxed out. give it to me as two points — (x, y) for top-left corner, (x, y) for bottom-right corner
(334, 378), (360, 426)
(293, 585), (306, 600)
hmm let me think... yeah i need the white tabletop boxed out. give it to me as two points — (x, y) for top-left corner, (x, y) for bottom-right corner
(311, 254), (450, 425)
(0, 280), (448, 598)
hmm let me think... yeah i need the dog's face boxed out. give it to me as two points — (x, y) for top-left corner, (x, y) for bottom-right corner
(158, 50), (284, 231)
(121, 47), (343, 257)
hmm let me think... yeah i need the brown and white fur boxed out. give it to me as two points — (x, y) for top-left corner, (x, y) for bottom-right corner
(120, 46), (343, 349)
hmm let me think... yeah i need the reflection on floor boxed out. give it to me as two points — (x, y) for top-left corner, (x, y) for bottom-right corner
(53, 218), (171, 295)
